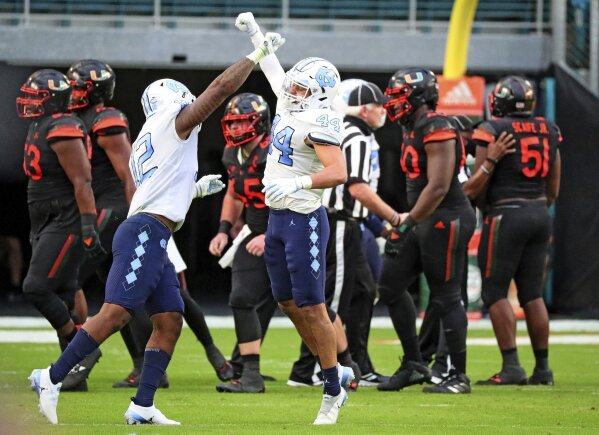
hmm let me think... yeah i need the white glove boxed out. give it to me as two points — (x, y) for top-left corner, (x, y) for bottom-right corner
(193, 174), (225, 199)
(246, 32), (285, 64)
(262, 176), (312, 202)
(236, 12), (260, 37)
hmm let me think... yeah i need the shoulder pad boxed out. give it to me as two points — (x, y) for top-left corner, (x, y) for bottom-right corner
(417, 114), (458, 144)
(92, 107), (129, 134)
(471, 121), (497, 145)
(294, 109), (344, 146)
(221, 146), (238, 169)
(46, 114), (86, 140)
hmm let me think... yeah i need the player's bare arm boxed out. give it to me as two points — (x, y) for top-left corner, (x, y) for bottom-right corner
(463, 131), (516, 201)
(348, 182), (401, 226)
(209, 181), (244, 257)
(408, 139), (455, 222)
(310, 142), (348, 188)
(52, 138), (96, 215)
(176, 33), (285, 139)
(546, 149), (561, 206)
(98, 133), (136, 204)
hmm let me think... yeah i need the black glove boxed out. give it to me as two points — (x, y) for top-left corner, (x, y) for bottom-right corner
(384, 215), (416, 258)
(81, 213), (106, 259)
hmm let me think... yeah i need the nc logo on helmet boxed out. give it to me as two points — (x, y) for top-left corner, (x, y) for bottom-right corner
(315, 68), (337, 88)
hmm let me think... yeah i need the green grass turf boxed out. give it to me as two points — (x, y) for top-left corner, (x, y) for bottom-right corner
(1, 326), (599, 434)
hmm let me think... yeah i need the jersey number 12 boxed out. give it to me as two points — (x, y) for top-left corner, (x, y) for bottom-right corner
(130, 132), (157, 187)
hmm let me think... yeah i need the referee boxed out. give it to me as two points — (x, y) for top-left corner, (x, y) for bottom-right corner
(323, 82), (400, 386)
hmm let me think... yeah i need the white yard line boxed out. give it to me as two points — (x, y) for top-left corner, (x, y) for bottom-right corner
(1, 316), (599, 331)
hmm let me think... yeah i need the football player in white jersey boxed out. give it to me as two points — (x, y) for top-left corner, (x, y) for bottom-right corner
(236, 12), (353, 425)
(28, 32), (285, 426)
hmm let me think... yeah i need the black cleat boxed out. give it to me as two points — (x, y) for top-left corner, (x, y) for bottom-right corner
(423, 370), (471, 394)
(61, 348), (102, 392)
(476, 365), (528, 385)
(377, 360), (431, 391)
(216, 372), (265, 393)
(112, 368), (170, 388)
(359, 371), (390, 387)
(214, 361), (235, 382)
(528, 368), (554, 386)
(286, 372), (323, 387)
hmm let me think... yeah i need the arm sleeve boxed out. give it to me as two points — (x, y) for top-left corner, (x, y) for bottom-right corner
(471, 121), (497, 148)
(46, 116), (86, 145)
(259, 55), (286, 97)
(93, 108), (129, 137)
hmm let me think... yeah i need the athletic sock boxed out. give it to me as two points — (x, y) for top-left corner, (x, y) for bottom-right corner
(241, 354), (260, 374)
(321, 366), (341, 397)
(134, 348), (171, 407)
(501, 347), (521, 369)
(49, 328), (98, 384)
(533, 348), (549, 371)
(58, 327), (78, 352)
(401, 336), (423, 363)
(337, 348), (352, 367)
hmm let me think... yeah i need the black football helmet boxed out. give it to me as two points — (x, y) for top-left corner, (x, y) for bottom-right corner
(489, 75), (535, 118)
(384, 68), (438, 125)
(221, 93), (271, 147)
(16, 69), (72, 118)
(67, 59), (116, 110)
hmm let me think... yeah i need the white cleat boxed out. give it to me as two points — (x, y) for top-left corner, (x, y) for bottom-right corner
(338, 363), (355, 389)
(124, 401), (181, 425)
(313, 388), (348, 425)
(29, 367), (61, 424)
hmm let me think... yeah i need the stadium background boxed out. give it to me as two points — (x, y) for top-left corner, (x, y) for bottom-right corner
(0, 0), (597, 317)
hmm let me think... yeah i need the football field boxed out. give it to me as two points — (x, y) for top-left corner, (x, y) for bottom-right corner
(1, 320), (599, 434)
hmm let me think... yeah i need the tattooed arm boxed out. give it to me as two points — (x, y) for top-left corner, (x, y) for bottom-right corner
(175, 32), (285, 140)
(175, 58), (256, 140)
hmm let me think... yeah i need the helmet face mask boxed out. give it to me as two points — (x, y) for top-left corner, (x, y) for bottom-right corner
(384, 68), (438, 125)
(221, 93), (270, 147)
(489, 76), (535, 118)
(280, 57), (340, 111)
(141, 79), (195, 119)
(67, 59), (116, 110)
(16, 69), (71, 118)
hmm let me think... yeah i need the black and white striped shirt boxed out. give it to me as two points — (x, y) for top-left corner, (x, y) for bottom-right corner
(323, 116), (381, 219)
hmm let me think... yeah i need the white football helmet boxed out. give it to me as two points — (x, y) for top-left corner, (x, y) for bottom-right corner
(280, 57), (340, 111)
(141, 78), (195, 118)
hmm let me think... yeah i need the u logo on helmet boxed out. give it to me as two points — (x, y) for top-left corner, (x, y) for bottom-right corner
(404, 72), (424, 84)
(90, 69), (110, 81)
(315, 68), (337, 88)
(48, 79), (69, 91)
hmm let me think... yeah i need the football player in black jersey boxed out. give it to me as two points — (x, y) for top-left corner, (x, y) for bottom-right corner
(209, 93), (278, 393)
(65, 59), (232, 390)
(464, 76), (561, 386)
(376, 68), (475, 394)
(17, 68), (105, 371)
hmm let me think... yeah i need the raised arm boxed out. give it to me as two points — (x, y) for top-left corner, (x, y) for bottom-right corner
(236, 12), (286, 97)
(175, 32), (285, 139)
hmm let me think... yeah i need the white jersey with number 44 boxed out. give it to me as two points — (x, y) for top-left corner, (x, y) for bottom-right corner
(263, 106), (344, 214)
(128, 102), (200, 231)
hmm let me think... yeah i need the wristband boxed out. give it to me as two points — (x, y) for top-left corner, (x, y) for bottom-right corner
(389, 211), (399, 227)
(80, 213), (97, 228)
(218, 220), (233, 235)
(297, 175), (312, 190)
(398, 215), (416, 234)
(481, 164), (492, 176)
(246, 45), (267, 64)
(485, 157), (498, 166)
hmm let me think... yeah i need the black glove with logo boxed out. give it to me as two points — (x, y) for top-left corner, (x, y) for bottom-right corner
(81, 213), (106, 259)
(384, 215), (416, 258)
